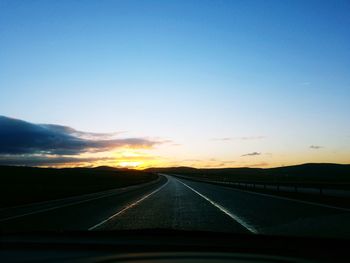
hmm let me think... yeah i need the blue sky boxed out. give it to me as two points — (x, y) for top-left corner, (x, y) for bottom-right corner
(0, 0), (349, 168)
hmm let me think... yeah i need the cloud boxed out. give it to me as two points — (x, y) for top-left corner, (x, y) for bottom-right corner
(310, 145), (323, 150)
(0, 116), (163, 156)
(248, 162), (269, 167)
(241, 152), (261, 157)
(211, 137), (232, 141)
(182, 159), (201, 162)
(239, 136), (266, 140)
(42, 124), (125, 140)
(0, 155), (115, 166)
(211, 136), (265, 141)
(193, 160), (236, 168)
(0, 153), (158, 167)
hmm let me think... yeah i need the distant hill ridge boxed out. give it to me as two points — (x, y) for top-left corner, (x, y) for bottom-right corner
(0, 163), (349, 183)
(146, 163), (350, 183)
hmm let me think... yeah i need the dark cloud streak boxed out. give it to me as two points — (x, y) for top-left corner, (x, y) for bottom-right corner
(211, 136), (266, 141)
(0, 116), (162, 156)
(241, 152), (261, 157)
(310, 145), (323, 150)
(0, 155), (114, 166)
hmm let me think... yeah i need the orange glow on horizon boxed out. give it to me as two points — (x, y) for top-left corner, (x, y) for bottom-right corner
(34, 148), (350, 170)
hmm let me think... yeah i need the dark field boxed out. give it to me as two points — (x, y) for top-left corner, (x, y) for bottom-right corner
(149, 163), (350, 208)
(148, 163), (350, 186)
(0, 166), (158, 208)
(2, 163), (350, 209)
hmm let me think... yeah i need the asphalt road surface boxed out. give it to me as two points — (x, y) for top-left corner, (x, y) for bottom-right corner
(1, 174), (350, 238)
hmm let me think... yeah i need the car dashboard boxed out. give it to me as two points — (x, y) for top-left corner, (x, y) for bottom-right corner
(0, 230), (347, 263)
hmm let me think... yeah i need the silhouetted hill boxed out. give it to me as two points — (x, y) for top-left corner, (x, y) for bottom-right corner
(92, 165), (130, 171)
(147, 166), (199, 174)
(146, 163), (350, 183)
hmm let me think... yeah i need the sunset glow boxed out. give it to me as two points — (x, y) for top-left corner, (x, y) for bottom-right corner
(0, 1), (349, 169)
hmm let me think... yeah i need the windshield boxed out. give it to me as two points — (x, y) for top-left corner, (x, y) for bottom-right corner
(1, 0), (350, 239)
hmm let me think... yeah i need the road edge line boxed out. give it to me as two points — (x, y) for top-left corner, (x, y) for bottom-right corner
(214, 184), (350, 212)
(176, 178), (258, 234)
(88, 178), (169, 230)
(174, 175), (350, 212)
(0, 177), (163, 223)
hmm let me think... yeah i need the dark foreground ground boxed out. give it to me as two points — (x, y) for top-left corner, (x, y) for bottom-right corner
(1, 174), (350, 239)
(149, 164), (350, 209)
(0, 166), (158, 208)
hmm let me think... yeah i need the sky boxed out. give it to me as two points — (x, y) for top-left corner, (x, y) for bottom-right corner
(0, 0), (349, 169)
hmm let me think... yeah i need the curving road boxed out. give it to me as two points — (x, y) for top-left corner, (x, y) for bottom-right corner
(1, 174), (350, 238)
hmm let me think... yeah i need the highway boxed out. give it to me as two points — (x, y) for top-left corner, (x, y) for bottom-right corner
(1, 174), (350, 238)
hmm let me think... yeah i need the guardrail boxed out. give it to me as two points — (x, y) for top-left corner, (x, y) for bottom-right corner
(171, 174), (350, 198)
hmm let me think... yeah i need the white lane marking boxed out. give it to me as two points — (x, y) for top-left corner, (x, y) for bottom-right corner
(0, 178), (163, 222)
(175, 178), (258, 234)
(0, 180), (159, 212)
(213, 184), (350, 212)
(0, 191), (127, 223)
(174, 176), (350, 212)
(88, 179), (169, 230)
